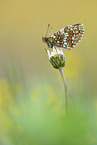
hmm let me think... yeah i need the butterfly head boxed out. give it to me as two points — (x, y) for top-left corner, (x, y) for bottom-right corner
(42, 37), (47, 43)
(42, 24), (52, 43)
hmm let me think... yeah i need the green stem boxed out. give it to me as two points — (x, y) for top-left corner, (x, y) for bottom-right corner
(59, 67), (68, 114)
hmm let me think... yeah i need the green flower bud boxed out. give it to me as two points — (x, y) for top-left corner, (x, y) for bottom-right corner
(46, 46), (65, 69)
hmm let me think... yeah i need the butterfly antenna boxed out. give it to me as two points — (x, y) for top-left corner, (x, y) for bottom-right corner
(45, 24), (52, 37)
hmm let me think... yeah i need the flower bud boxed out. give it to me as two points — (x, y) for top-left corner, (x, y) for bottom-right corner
(46, 46), (65, 69)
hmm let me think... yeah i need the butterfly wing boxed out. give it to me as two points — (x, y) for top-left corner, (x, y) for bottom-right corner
(50, 23), (84, 49)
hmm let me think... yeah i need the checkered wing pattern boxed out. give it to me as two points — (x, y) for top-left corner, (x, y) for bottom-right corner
(50, 23), (84, 49)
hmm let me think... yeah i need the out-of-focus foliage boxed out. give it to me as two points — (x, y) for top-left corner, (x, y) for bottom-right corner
(0, 67), (97, 145)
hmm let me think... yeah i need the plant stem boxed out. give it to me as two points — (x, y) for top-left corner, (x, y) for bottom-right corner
(59, 67), (68, 114)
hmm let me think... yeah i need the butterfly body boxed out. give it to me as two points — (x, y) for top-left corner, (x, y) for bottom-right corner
(42, 36), (54, 48)
(42, 23), (84, 49)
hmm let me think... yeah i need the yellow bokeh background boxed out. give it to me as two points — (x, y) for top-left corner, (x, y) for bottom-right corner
(0, 0), (97, 97)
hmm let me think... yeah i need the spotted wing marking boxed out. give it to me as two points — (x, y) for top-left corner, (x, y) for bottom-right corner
(50, 23), (84, 49)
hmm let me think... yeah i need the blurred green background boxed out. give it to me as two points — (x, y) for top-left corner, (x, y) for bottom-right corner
(0, 1), (97, 145)
(0, 0), (97, 98)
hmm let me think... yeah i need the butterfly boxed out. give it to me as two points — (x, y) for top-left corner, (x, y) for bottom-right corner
(42, 23), (84, 49)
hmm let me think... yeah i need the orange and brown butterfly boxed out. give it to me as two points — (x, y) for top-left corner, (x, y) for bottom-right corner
(42, 23), (84, 49)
